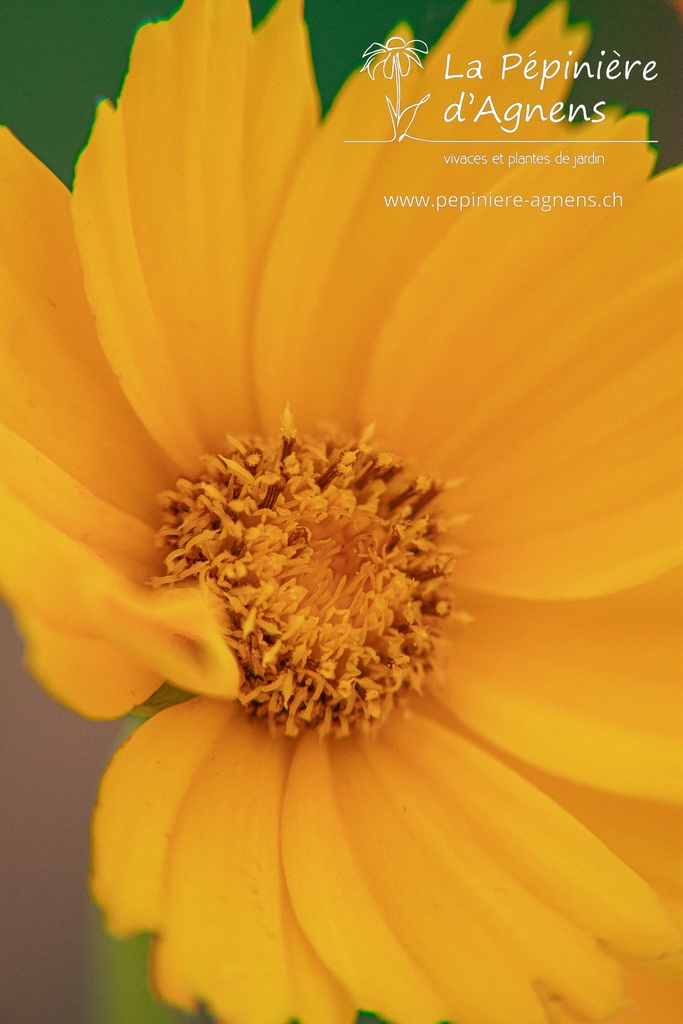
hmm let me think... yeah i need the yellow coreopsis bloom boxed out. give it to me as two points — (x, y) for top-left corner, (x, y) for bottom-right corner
(0, 0), (681, 1022)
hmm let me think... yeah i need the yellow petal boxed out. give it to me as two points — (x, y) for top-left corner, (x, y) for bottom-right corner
(252, 49), (393, 431)
(334, 734), (625, 1024)
(282, 731), (449, 1024)
(91, 698), (231, 932)
(153, 713), (294, 1024)
(73, 0), (319, 459)
(255, 0), (586, 430)
(404, 0), (593, 154)
(249, 1), (528, 428)
(456, 491), (682, 600)
(244, 0), (320, 279)
(72, 96), (205, 469)
(511, 775), (683, 908)
(0, 421), (156, 581)
(362, 160), (682, 598)
(281, 898), (356, 1024)
(545, 967), (683, 1024)
(435, 568), (683, 800)
(19, 614), (159, 719)
(619, 965), (683, 1024)
(0, 482), (238, 711)
(149, 725), (354, 1024)
(0, 127), (171, 521)
(512, 766), (683, 1019)
(384, 713), (681, 961)
(90, 582), (239, 700)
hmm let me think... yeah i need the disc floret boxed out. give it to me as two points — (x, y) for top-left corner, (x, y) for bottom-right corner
(152, 418), (457, 737)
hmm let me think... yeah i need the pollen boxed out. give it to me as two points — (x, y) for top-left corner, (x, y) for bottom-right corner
(151, 415), (458, 737)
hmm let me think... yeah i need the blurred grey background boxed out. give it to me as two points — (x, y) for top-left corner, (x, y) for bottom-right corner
(0, 605), (120, 1022)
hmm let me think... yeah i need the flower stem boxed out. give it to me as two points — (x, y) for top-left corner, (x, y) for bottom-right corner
(394, 54), (402, 121)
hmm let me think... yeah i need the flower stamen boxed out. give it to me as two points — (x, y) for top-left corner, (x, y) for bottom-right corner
(151, 419), (458, 737)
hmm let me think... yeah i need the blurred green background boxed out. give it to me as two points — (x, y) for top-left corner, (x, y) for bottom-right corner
(0, 1), (680, 1023)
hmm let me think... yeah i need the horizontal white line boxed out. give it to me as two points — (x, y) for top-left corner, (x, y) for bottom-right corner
(344, 138), (656, 144)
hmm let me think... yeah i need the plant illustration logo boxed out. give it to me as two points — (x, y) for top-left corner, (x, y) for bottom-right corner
(361, 36), (431, 141)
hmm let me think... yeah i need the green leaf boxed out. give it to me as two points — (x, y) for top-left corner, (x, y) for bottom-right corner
(130, 682), (195, 719)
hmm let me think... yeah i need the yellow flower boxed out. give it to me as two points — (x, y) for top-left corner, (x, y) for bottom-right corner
(0, 0), (681, 1022)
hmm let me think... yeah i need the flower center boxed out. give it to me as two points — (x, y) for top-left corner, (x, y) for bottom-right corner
(151, 416), (457, 737)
